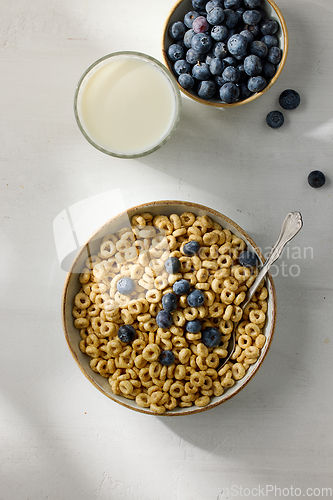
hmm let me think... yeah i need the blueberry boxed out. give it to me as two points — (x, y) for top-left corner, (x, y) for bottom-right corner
(243, 0), (261, 7)
(227, 34), (248, 57)
(187, 289), (205, 307)
(266, 110), (284, 128)
(238, 250), (258, 267)
(192, 62), (211, 80)
(260, 19), (279, 35)
(184, 10), (200, 28)
(186, 319), (202, 333)
(156, 310), (173, 329)
(173, 279), (191, 295)
(261, 35), (278, 48)
(215, 75), (228, 86)
(243, 10), (261, 26)
(245, 24), (260, 38)
(117, 277), (135, 295)
(165, 256), (181, 274)
(191, 32), (213, 54)
(220, 82), (240, 103)
(202, 327), (221, 348)
(183, 240), (200, 256)
(205, 0), (222, 12)
(184, 29), (196, 48)
(207, 6), (225, 25)
(223, 56), (237, 66)
(178, 73), (195, 90)
(211, 25), (229, 41)
(162, 293), (178, 312)
(279, 89), (300, 110)
(167, 43), (185, 62)
(186, 47), (204, 64)
(224, 0), (242, 8)
(236, 63), (246, 81)
(192, 0), (208, 9)
(237, 82), (253, 99)
(250, 40), (268, 58)
(199, 80), (218, 99)
(240, 29), (254, 44)
(222, 65), (240, 83)
(118, 324), (136, 343)
(169, 21), (186, 40)
(204, 51), (215, 65)
(159, 350), (175, 366)
(174, 59), (191, 75)
(247, 75), (267, 92)
(210, 57), (224, 75)
(213, 41), (228, 59)
(262, 62), (276, 79)
(244, 54), (262, 76)
(224, 9), (239, 29)
(267, 46), (281, 65)
(308, 170), (326, 188)
(193, 15), (209, 33)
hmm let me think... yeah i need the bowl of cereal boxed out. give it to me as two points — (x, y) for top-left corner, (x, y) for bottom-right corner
(62, 201), (276, 416)
(162, 0), (288, 107)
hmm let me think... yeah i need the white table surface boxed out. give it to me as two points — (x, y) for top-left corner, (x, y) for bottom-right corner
(1, 0), (332, 499)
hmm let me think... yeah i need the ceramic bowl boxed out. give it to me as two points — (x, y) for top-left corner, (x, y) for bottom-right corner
(162, 0), (288, 107)
(62, 201), (276, 416)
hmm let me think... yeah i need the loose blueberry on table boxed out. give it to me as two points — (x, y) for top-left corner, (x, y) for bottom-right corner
(279, 89), (300, 110)
(308, 170), (325, 188)
(167, 0), (283, 103)
(266, 110), (284, 128)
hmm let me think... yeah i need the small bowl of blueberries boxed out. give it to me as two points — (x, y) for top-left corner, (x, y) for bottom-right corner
(162, 0), (288, 106)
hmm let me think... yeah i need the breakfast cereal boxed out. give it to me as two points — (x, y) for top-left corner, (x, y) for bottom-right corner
(74, 211), (268, 413)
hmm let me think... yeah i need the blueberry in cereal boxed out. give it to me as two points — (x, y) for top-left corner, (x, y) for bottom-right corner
(160, 350), (176, 366)
(238, 250), (258, 267)
(202, 327), (222, 348)
(187, 289), (205, 307)
(156, 310), (173, 329)
(183, 240), (200, 256)
(173, 279), (191, 295)
(162, 292), (178, 312)
(117, 277), (135, 295)
(117, 324), (136, 343)
(165, 256), (181, 274)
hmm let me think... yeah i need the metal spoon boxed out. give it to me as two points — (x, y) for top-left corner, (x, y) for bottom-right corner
(218, 211), (303, 370)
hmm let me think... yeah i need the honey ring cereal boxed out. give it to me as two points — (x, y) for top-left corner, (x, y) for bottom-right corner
(73, 209), (269, 414)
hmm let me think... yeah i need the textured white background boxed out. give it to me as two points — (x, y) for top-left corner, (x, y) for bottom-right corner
(1, 0), (332, 499)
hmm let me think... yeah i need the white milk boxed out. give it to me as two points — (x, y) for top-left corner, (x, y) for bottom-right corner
(77, 54), (179, 156)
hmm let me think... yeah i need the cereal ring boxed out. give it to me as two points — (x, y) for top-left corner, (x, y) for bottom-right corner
(180, 212), (195, 227)
(172, 309), (186, 327)
(217, 254), (233, 268)
(196, 267), (209, 283)
(234, 266), (252, 283)
(142, 344), (161, 362)
(183, 307), (198, 321)
(170, 381), (185, 398)
(206, 353), (220, 368)
(249, 309), (266, 325)
(203, 231), (219, 246)
(194, 395), (210, 407)
(100, 240), (116, 259)
(232, 363), (246, 380)
(135, 393), (150, 407)
(255, 334), (266, 349)
(221, 289), (235, 305)
(238, 334), (253, 349)
(79, 269), (91, 284)
(174, 364), (186, 380)
(244, 346), (260, 359)
(146, 289), (162, 304)
(74, 292), (91, 310)
(74, 317), (89, 329)
(209, 302), (224, 318)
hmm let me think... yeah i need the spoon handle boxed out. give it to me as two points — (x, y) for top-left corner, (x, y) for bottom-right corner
(246, 211), (303, 304)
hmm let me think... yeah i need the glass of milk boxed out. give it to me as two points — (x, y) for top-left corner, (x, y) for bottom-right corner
(74, 51), (182, 159)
